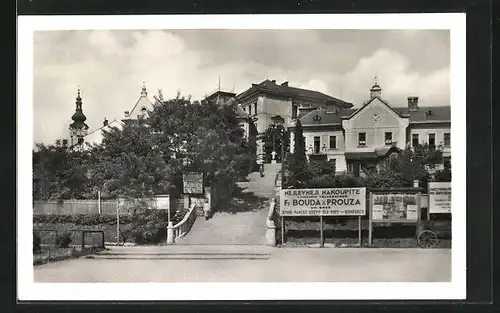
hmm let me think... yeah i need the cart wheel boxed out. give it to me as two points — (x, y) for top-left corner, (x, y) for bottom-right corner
(417, 230), (438, 248)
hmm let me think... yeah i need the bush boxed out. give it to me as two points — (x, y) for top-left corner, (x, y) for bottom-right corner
(130, 210), (170, 245)
(33, 232), (41, 253)
(55, 232), (72, 248)
(33, 213), (133, 225)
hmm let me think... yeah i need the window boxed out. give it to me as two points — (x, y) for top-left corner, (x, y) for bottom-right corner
(358, 133), (366, 146)
(329, 136), (337, 149)
(429, 133), (436, 147)
(292, 105), (298, 119)
(249, 105), (252, 116)
(384, 132), (393, 145)
(254, 103), (258, 115)
(314, 136), (321, 153)
(412, 133), (419, 147)
(444, 157), (451, 170)
(444, 133), (451, 146)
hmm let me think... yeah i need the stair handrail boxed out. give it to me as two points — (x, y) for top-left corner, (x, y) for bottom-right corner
(172, 203), (197, 239)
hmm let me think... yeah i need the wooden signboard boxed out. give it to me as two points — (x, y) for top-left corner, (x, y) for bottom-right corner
(183, 172), (204, 194)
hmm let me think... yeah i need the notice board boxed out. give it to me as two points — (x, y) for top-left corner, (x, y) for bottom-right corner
(279, 187), (366, 216)
(183, 172), (204, 194)
(428, 182), (451, 214)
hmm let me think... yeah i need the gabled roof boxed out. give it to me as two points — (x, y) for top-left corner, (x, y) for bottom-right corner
(344, 96), (409, 120)
(127, 86), (153, 118)
(84, 119), (123, 144)
(236, 79), (353, 108)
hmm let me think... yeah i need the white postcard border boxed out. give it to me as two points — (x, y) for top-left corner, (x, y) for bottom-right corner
(17, 13), (466, 301)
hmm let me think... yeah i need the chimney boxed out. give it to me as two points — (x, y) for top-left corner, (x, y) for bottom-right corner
(103, 118), (109, 127)
(281, 81), (289, 87)
(124, 110), (130, 117)
(408, 96), (419, 112)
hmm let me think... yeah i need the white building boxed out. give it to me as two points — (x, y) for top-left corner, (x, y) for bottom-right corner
(290, 81), (451, 176)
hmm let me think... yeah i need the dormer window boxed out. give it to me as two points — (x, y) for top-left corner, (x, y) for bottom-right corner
(313, 114), (321, 122)
(426, 110), (433, 117)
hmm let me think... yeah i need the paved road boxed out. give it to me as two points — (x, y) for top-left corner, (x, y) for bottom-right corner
(175, 163), (280, 245)
(34, 246), (451, 282)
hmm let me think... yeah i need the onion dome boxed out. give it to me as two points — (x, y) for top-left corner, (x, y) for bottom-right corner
(70, 88), (89, 130)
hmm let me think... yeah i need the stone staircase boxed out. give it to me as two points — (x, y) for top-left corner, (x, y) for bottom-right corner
(174, 163), (281, 245)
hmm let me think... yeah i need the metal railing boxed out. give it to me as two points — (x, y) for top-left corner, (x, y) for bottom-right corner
(172, 204), (197, 240)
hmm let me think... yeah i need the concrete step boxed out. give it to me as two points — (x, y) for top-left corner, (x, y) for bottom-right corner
(91, 245), (273, 260)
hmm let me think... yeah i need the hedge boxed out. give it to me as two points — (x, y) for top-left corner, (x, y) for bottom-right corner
(33, 213), (133, 225)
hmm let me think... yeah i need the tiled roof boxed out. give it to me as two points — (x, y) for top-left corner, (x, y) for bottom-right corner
(394, 106), (450, 123)
(236, 79), (353, 108)
(345, 147), (400, 160)
(299, 108), (357, 126)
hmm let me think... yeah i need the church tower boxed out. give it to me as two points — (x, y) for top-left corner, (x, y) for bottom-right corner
(369, 76), (382, 99)
(69, 88), (89, 151)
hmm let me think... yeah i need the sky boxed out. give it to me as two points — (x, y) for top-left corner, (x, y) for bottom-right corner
(33, 29), (450, 144)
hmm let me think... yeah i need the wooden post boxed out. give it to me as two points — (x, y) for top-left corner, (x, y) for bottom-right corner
(116, 206), (120, 246)
(368, 192), (373, 247)
(81, 230), (85, 249)
(281, 216), (285, 245)
(319, 216), (324, 248)
(358, 215), (362, 246)
(97, 191), (101, 214)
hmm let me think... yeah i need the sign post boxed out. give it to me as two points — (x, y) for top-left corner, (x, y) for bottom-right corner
(358, 215), (362, 246)
(368, 192), (373, 247)
(280, 187), (367, 248)
(281, 216), (285, 245)
(97, 191), (101, 214)
(319, 216), (324, 248)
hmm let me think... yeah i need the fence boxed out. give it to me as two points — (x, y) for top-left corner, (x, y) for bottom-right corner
(173, 203), (197, 240)
(34, 196), (175, 215)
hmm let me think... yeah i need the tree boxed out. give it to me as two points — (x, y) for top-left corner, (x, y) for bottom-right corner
(262, 123), (290, 162)
(85, 119), (174, 201)
(286, 119), (310, 187)
(364, 144), (445, 190)
(32, 139), (89, 200)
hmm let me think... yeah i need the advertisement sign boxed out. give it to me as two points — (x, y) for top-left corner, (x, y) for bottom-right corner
(371, 193), (419, 222)
(182, 172), (204, 194)
(428, 182), (451, 214)
(280, 188), (366, 216)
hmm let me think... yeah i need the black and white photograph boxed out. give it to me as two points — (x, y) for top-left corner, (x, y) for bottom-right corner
(17, 14), (466, 301)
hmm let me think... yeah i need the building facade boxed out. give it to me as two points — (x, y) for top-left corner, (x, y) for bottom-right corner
(290, 81), (451, 176)
(235, 79), (354, 162)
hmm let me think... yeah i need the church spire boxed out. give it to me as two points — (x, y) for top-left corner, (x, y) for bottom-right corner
(71, 87), (87, 124)
(141, 81), (148, 97)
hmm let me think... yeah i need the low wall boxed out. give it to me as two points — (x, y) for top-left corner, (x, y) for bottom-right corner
(34, 195), (178, 215)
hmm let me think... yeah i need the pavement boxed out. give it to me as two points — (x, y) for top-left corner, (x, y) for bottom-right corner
(33, 245), (451, 282)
